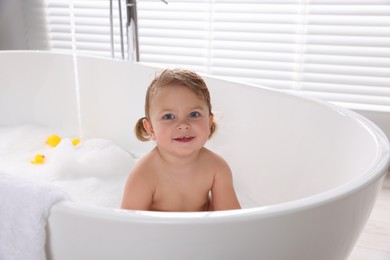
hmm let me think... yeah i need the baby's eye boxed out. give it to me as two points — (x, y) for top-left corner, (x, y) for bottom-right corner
(189, 111), (201, 118)
(162, 113), (175, 120)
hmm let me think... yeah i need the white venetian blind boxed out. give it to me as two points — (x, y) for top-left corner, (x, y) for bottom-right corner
(138, 0), (390, 112)
(137, 0), (211, 72)
(28, 0), (390, 112)
(43, 0), (127, 59)
(298, 1), (390, 111)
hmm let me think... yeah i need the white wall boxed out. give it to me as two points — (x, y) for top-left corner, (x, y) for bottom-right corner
(0, 0), (48, 50)
(0, 0), (27, 50)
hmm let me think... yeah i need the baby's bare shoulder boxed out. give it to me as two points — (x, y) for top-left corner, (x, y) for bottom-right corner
(200, 148), (231, 172)
(129, 150), (160, 179)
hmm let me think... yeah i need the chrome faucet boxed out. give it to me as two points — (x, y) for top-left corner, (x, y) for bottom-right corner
(126, 0), (139, 61)
(109, 0), (167, 61)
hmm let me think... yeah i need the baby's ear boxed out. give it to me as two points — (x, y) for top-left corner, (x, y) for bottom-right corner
(209, 115), (214, 126)
(208, 114), (217, 138)
(142, 118), (156, 140)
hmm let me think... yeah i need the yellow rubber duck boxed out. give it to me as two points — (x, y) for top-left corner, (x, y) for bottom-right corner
(72, 138), (80, 146)
(31, 154), (45, 164)
(46, 134), (61, 147)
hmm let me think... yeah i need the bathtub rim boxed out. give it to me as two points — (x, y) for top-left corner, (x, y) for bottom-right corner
(2, 50), (389, 221)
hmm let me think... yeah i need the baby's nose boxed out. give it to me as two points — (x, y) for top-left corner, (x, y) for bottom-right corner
(177, 121), (190, 130)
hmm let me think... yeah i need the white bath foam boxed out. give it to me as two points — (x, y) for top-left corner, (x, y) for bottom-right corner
(0, 125), (260, 209)
(0, 125), (135, 208)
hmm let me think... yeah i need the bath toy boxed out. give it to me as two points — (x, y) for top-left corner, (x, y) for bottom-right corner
(30, 154), (45, 164)
(46, 134), (61, 147)
(72, 138), (80, 146)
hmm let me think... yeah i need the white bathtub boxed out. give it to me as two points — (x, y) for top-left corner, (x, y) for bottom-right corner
(0, 51), (389, 260)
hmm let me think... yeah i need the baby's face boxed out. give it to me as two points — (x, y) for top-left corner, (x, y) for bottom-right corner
(145, 84), (213, 157)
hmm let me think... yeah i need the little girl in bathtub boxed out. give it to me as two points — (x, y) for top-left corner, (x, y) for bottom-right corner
(121, 68), (241, 212)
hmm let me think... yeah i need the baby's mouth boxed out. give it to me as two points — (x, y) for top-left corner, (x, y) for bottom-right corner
(174, 136), (194, 143)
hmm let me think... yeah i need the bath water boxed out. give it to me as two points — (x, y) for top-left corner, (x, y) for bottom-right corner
(69, 0), (83, 139)
(0, 125), (135, 208)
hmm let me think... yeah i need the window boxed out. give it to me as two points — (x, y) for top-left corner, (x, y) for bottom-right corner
(31, 0), (390, 112)
(43, 0), (127, 58)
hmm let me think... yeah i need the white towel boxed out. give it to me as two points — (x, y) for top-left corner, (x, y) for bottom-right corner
(0, 172), (68, 260)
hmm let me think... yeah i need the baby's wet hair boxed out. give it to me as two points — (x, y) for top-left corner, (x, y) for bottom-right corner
(135, 68), (217, 141)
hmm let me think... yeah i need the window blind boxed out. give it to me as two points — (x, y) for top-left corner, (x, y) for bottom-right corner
(297, 1), (390, 111)
(28, 0), (390, 112)
(43, 0), (127, 59)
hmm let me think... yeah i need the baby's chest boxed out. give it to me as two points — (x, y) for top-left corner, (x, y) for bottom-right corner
(153, 176), (213, 210)
(157, 176), (211, 198)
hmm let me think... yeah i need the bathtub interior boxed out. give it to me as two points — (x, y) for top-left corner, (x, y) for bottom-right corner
(0, 51), (385, 208)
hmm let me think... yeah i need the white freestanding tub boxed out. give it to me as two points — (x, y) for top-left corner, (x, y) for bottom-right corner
(0, 51), (388, 260)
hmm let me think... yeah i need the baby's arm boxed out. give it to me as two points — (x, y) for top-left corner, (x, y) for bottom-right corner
(209, 158), (241, 211)
(121, 162), (154, 211)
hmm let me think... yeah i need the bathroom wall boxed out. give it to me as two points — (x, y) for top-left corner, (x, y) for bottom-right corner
(0, 0), (48, 50)
(0, 0), (27, 50)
